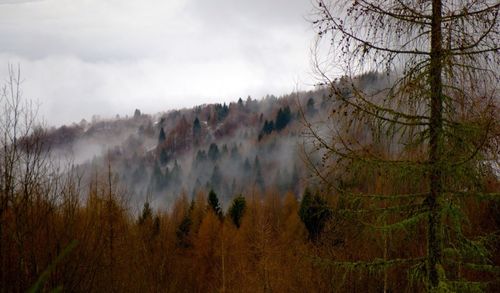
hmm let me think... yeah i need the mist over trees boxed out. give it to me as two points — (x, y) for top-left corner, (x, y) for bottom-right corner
(40, 85), (323, 211)
(0, 0), (498, 291)
(1, 61), (496, 291)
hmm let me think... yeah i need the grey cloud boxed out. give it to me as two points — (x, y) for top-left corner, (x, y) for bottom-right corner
(0, 0), (43, 4)
(187, 0), (311, 28)
(0, 0), (316, 126)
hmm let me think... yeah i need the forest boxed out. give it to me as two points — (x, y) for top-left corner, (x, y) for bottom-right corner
(0, 71), (498, 292)
(1, 0), (499, 292)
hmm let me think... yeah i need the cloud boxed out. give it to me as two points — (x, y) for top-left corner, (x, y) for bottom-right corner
(0, 0), (316, 126)
(0, 0), (44, 4)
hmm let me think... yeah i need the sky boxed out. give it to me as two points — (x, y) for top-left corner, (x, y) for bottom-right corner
(0, 0), (317, 126)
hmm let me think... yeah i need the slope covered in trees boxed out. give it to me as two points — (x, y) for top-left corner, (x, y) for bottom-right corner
(44, 87), (338, 209)
(1, 66), (496, 292)
(1, 52), (498, 292)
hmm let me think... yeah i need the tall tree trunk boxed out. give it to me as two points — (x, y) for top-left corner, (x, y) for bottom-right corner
(428, 0), (444, 288)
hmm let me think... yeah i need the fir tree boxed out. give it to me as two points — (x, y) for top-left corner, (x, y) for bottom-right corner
(208, 189), (223, 219)
(306, 98), (317, 116)
(230, 144), (240, 160)
(299, 188), (332, 242)
(194, 150), (207, 167)
(158, 127), (166, 145)
(275, 106), (291, 131)
(208, 143), (219, 161)
(221, 144), (228, 156)
(193, 117), (201, 145)
(259, 120), (275, 140)
(138, 201), (152, 225)
(228, 195), (246, 228)
(176, 213), (192, 248)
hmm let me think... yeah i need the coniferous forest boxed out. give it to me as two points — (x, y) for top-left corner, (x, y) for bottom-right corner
(0, 0), (499, 292)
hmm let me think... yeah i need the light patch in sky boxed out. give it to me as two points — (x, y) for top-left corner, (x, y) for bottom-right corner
(0, 0), (316, 126)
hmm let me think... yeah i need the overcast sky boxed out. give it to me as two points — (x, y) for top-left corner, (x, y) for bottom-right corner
(0, 0), (316, 126)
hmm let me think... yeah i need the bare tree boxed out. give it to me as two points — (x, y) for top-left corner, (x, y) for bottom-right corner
(306, 0), (499, 290)
(0, 65), (82, 291)
(0, 65), (44, 289)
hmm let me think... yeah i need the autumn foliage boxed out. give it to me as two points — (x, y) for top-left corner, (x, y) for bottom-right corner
(0, 163), (498, 292)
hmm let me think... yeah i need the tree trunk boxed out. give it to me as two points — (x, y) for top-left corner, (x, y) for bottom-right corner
(428, 0), (444, 288)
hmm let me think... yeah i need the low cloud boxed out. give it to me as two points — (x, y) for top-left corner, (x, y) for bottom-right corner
(0, 0), (44, 4)
(0, 0), (315, 126)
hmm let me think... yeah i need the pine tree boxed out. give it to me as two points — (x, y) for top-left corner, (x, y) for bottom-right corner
(309, 0), (499, 290)
(306, 98), (317, 116)
(275, 106), (291, 131)
(221, 144), (228, 156)
(138, 202), (153, 225)
(176, 213), (192, 248)
(230, 144), (240, 160)
(208, 189), (223, 219)
(193, 117), (202, 146)
(194, 150), (207, 168)
(158, 127), (166, 145)
(299, 188), (332, 241)
(228, 195), (246, 228)
(208, 143), (220, 162)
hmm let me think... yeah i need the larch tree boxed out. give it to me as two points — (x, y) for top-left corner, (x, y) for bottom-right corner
(307, 0), (499, 290)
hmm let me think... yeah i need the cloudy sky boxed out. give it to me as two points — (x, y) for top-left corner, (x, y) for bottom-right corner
(0, 0), (316, 126)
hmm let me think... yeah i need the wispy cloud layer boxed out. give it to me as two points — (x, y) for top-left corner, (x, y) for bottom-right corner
(0, 0), (315, 126)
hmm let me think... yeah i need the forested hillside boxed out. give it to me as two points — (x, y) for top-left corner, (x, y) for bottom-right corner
(44, 83), (336, 209)
(1, 68), (498, 292)
(1, 0), (499, 291)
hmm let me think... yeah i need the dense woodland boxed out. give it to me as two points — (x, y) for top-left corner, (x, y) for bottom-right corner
(0, 69), (498, 292)
(1, 0), (500, 292)
(0, 170), (496, 292)
(45, 88), (314, 208)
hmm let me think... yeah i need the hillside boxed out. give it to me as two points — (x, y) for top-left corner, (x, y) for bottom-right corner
(43, 71), (398, 211)
(2, 69), (499, 292)
(44, 87), (335, 210)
